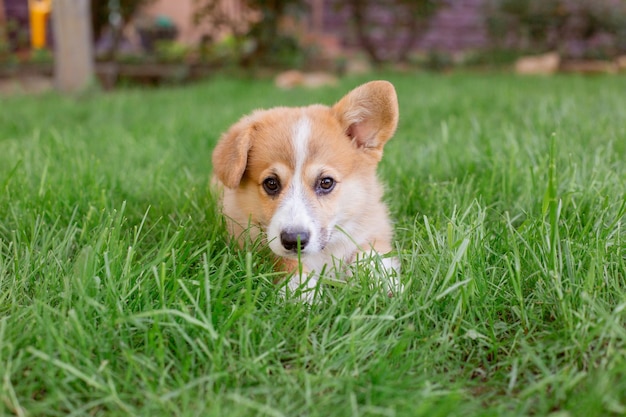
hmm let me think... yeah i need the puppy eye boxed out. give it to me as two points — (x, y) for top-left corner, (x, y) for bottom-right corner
(317, 177), (335, 194)
(262, 177), (281, 195)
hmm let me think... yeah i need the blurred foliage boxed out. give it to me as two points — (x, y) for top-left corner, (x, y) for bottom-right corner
(485, 0), (626, 58)
(91, 0), (157, 60)
(193, 0), (309, 67)
(136, 15), (178, 53)
(332, 0), (442, 64)
(28, 47), (54, 64)
(153, 40), (192, 62)
(2, 18), (30, 53)
(0, 22), (9, 60)
(91, 0), (156, 40)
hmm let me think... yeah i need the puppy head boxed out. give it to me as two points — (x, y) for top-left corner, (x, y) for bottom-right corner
(212, 81), (398, 259)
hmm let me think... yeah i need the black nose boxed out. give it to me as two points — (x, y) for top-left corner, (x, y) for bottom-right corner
(280, 230), (310, 251)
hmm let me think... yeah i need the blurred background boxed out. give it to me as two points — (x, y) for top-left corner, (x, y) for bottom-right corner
(1, 0), (625, 93)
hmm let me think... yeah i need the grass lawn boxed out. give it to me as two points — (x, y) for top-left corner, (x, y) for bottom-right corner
(0, 72), (625, 416)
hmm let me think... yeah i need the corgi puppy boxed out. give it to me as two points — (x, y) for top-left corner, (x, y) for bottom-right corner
(212, 80), (401, 299)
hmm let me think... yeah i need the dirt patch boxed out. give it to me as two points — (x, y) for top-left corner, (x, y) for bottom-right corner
(0, 76), (53, 96)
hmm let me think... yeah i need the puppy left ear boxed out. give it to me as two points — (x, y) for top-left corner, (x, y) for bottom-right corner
(332, 80), (399, 160)
(212, 116), (253, 188)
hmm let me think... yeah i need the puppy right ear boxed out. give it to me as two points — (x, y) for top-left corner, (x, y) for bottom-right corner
(332, 80), (398, 161)
(212, 117), (253, 188)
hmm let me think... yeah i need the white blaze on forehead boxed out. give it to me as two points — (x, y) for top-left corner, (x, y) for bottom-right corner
(292, 115), (311, 172)
(290, 115), (311, 201)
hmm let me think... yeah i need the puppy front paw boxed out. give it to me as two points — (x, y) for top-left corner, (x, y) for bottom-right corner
(380, 256), (403, 297)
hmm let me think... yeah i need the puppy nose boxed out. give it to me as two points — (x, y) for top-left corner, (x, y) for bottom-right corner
(280, 230), (310, 251)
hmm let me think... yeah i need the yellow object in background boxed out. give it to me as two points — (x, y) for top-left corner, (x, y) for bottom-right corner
(29, 0), (52, 49)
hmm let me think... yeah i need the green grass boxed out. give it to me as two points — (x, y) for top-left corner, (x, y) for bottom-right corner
(0, 73), (625, 416)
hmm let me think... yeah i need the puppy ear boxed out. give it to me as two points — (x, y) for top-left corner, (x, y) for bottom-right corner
(332, 80), (399, 160)
(212, 117), (253, 188)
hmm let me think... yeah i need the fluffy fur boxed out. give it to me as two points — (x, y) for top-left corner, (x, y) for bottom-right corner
(212, 81), (401, 298)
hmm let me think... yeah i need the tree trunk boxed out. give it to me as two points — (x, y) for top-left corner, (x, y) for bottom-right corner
(52, 0), (95, 93)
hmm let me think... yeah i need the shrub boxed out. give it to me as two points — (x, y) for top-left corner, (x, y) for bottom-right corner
(193, 0), (309, 68)
(485, 0), (626, 58)
(330, 0), (442, 65)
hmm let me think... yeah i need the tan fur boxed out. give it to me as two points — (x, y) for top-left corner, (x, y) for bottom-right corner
(212, 81), (400, 296)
